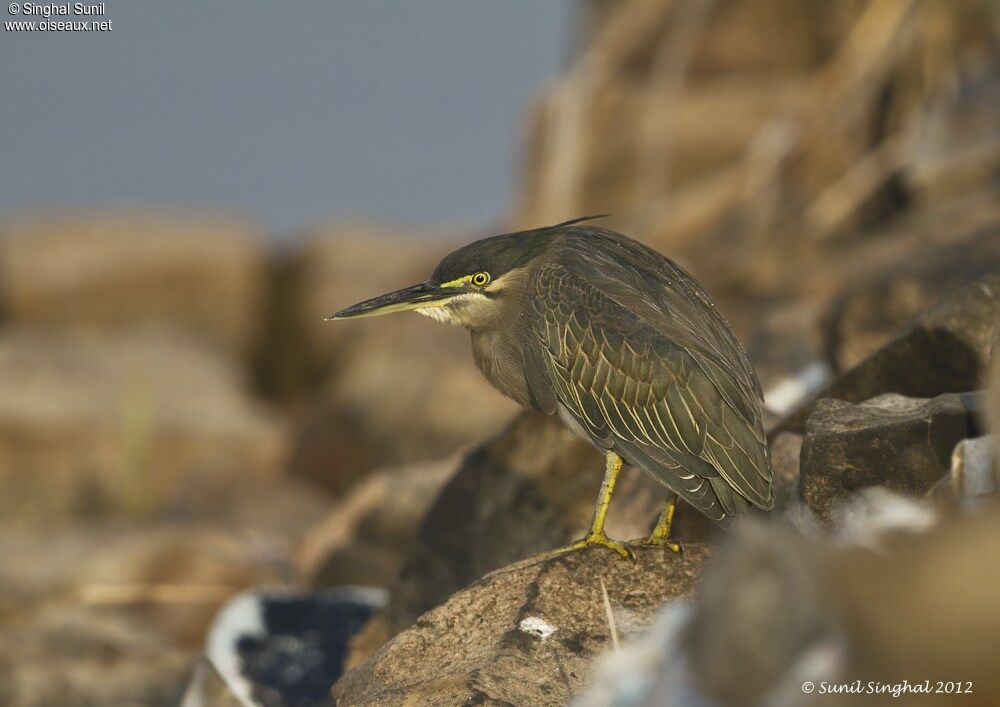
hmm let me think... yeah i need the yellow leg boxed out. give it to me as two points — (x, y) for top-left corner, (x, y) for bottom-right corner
(543, 451), (635, 561)
(643, 493), (683, 553)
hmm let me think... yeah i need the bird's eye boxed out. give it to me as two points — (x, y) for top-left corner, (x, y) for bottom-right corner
(471, 272), (490, 287)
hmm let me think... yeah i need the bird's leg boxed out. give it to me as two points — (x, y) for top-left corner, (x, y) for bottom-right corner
(642, 492), (683, 553)
(542, 451), (635, 561)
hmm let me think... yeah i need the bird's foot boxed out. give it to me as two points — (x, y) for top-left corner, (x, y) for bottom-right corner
(543, 532), (636, 562)
(637, 534), (684, 554)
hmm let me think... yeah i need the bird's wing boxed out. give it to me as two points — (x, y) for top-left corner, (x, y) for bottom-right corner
(561, 229), (764, 432)
(529, 263), (773, 521)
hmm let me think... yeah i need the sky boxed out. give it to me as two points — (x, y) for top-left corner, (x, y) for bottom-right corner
(0, 1), (575, 236)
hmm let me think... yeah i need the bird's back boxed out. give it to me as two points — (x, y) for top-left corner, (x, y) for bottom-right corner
(523, 226), (773, 526)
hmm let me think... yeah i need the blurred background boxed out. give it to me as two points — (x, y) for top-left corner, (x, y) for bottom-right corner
(1, 0), (998, 704)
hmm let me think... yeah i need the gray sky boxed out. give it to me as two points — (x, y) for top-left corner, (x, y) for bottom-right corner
(1, 1), (575, 236)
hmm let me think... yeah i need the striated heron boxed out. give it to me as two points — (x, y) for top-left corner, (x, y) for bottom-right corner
(329, 218), (773, 559)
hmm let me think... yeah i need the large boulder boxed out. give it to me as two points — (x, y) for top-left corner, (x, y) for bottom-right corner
(382, 413), (714, 635)
(799, 392), (981, 523)
(334, 545), (710, 706)
(0, 209), (266, 359)
(0, 331), (286, 519)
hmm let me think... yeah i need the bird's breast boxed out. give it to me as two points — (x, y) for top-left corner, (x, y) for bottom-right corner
(470, 328), (536, 411)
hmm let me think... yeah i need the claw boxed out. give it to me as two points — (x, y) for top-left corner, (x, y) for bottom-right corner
(544, 532), (636, 562)
(637, 535), (684, 554)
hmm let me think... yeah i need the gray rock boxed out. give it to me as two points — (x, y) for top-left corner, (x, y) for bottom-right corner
(334, 545), (711, 706)
(800, 392), (981, 523)
(769, 431), (803, 511)
(778, 271), (1000, 435)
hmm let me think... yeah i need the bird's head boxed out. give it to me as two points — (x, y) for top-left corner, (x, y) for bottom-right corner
(327, 227), (554, 330)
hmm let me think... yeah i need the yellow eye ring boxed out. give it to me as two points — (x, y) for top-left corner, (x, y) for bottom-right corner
(471, 272), (490, 287)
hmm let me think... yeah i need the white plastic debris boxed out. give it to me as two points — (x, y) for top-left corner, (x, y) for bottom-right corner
(764, 361), (833, 416)
(519, 616), (556, 639)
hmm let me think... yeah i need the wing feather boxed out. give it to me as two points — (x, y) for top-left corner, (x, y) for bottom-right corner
(529, 261), (773, 523)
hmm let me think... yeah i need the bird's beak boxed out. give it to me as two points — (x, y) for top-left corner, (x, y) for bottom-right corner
(325, 281), (459, 320)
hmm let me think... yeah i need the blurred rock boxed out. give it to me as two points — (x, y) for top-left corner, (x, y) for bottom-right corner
(779, 270), (1000, 435)
(769, 431), (803, 510)
(819, 197), (1000, 373)
(830, 506), (1000, 705)
(382, 412), (715, 635)
(800, 392), (981, 523)
(0, 331), (287, 519)
(334, 544), (710, 706)
(288, 226), (519, 491)
(944, 436), (996, 508)
(77, 526), (289, 648)
(683, 521), (837, 706)
(183, 661), (244, 707)
(578, 492), (1000, 707)
(0, 604), (193, 707)
(0, 473), (327, 707)
(182, 588), (385, 707)
(297, 457), (455, 588)
(0, 209), (266, 359)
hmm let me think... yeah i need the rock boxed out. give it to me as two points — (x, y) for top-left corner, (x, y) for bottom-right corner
(0, 209), (266, 359)
(0, 479), (327, 707)
(297, 458), (455, 588)
(778, 271), (1000, 435)
(77, 526), (290, 648)
(0, 332), (287, 519)
(333, 545), (710, 706)
(383, 412), (714, 635)
(288, 226), (520, 490)
(579, 493), (1000, 707)
(182, 588), (386, 707)
(682, 521), (836, 706)
(799, 392), (981, 523)
(819, 201), (1000, 373)
(0, 605), (194, 707)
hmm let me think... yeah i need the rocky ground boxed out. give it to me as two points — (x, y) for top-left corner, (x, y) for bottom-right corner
(1, 1), (998, 706)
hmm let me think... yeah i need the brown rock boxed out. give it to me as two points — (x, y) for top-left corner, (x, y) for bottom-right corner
(0, 605), (193, 707)
(800, 392), (981, 523)
(0, 209), (266, 358)
(0, 332), (286, 519)
(78, 526), (286, 648)
(297, 458), (455, 588)
(333, 545), (710, 706)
